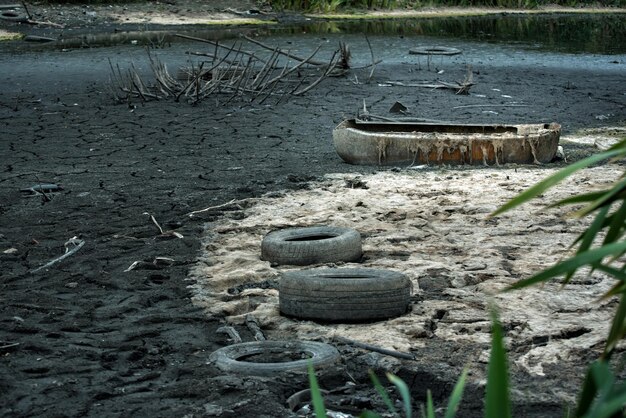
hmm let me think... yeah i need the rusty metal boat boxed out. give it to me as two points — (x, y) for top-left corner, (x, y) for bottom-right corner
(332, 119), (561, 166)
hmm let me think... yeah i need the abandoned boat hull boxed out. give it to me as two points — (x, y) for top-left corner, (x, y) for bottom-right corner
(332, 119), (561, 166)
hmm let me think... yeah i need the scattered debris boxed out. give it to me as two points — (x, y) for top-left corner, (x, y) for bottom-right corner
(20, 183), (63, 196)
(124, 256), (176, 272)
(110, 35), (378, 105)
(245, 314), (266, 341)
(216, 325), (243, 343)
(287, 388), (330, 412)
(389, 101), (408, 114)
(383, 65), (474, 94)
(186, 198), (251, 218)
(409, 46), (462, 56)
(334, 336), (416, 361)
(23, 35), (56, 43)
(144, 212), (183, 239)
(0, 341), (20, 353)
(30, 236), (85, 273)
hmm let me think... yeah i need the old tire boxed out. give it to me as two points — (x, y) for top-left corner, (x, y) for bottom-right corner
(0, 10), (29, 22)
(280, 268), (411, 322)
(261, 226), (362, 266)
(209, 341), (340, 376)
(409, 46), (462, 56)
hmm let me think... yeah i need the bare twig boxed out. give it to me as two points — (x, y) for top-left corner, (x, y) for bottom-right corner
(245, 315), (266, 341)
(175, 34), (262, 61)
(452, 104), (529, 109)
(0, 342), (20, 352)
(145, 212), (165, 234)
(187, 198), (250, 217)
(30, 237), (85, 273)
(20, 0), (31, 19)
(364, 34), (376, 82)
(217, 326), (243, 343)
(293, 51), (339, 96)
(334, 336), (416, 360)
(242, 35), (327, 66)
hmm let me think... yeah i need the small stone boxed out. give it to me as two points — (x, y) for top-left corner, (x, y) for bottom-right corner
(3, 248), (18, 254)
(451, 277), (467, 288)
(65, 282), (79, 288)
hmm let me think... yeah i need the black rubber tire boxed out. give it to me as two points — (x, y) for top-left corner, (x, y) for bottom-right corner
(209, 340), (340, 376)
(409, 46), (462, 56)
(261, 226), (362, 266)
(280, 268), (411, 322)
(0, 10), (29, 22)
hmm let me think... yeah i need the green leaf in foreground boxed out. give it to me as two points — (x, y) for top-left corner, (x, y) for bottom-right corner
(424, 389), (435, 418)
(308, 362), (327, 418)
(579, 360), (626, 418)
(490, 149), (623, 217)
(506, 240), (626, 291)
(445, 368), (469, 418)
(369, 370), (398, 415)
(387, 373), (413, 418)
(485, 308), (511, 418)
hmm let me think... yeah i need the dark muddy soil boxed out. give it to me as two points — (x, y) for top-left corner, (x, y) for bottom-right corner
(1, 1), (625, 417)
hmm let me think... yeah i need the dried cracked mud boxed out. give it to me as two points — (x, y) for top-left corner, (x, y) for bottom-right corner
(1, 1), (625, 416)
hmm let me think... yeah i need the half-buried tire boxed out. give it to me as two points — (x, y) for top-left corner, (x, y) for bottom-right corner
(280, 268), (411, 322)
(261, 226), (362, 266)
(209, 340), (340, 376)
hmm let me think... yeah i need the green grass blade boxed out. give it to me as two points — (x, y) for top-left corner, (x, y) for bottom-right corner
(574, 176), (626, 217)
(563, 205), (611, 282)
(485, 307), (511, 418)
(308, 362), (327, 418)
(425, 389), (435, 418)
(576, 365), (599, 417)
(580, 361), (615, 418)
(600, 281), (626, 301)
(490, 149), (623, 217)
(369, 370), (398, 415)
(360, 411), (383, 418)
(603, 293), (626, 359)
(547, 190), (608, 208)
(577, 205), (611, 255)
(507, 240), (626, 291)
(606, 137), (626, 151)
(596, 264), (626, 282)
(387, 373), (413, 418)
(601, 199), (626, 247)
(445, 368), (469, 418)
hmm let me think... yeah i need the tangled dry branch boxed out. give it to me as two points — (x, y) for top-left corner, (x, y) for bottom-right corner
(109, 35), (359, 106)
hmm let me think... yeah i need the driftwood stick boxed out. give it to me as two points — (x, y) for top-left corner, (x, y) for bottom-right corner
(287, 388), (330, 411)
(334, 336), (416, 361)
(293, 51), (338, 96)
(217, 326), (243, 343)
(245, 315), (266, 341)
(175, 34), (262, 61)
(30, 237), (85, 273)
(365, 34), (376, 82)
(452, 104), (529, 109)
(258, 44), (322, 91)
(258, 70), (282, 104)
(242, 35), (328, 66)
(187, 198), (251, 217)
(144, 212), (165, 234)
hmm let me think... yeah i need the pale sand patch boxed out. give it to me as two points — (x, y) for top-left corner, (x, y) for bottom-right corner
(0, 29), (22, 41)
(190, 162), (622, 377)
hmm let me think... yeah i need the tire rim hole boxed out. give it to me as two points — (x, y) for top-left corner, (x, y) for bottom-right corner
(285, 234), (337, 242)
(239, 350), (313, 363)
(320, 274), (369, 279)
